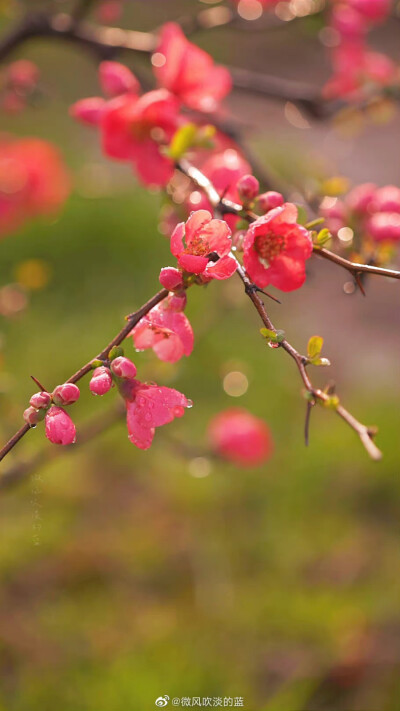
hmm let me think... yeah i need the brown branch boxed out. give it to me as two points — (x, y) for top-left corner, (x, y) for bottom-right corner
(0, 288), (168, 464)
(313, 246), (400, 282)
(177, 158), (383, 460)
(0, 403), (124, 491)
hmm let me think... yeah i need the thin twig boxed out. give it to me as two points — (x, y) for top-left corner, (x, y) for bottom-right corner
(0, 288), (167, 463)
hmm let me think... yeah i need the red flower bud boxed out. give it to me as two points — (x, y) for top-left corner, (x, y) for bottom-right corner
(159, 266), (183, 291)
(45, 406), (76, 445)
(23, 406), (45, 426)
(237, 174), (259, 203)
(52, 382), (80, 406)
(257, 191), (284, 213)
(89, 366), (113, 396)
(110, 356), (137, 380)
(29, 391), (51, 409)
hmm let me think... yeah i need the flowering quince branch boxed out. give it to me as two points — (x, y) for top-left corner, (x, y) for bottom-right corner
(176, 158), (385, 461)
(0, 288), (168, 463)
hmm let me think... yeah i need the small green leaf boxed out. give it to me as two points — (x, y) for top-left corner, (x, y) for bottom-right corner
(260, 328), (285, 343)
(296, 205), (308, 226)
(307, 335), (323, 359)
(312, 357), (331, 367)
(324, 394), (340, 410)
(108, 345), (124, 360)
(168, 123), (198, 161)
(91, 359), (104, 369)
(316, 228), (331, 246)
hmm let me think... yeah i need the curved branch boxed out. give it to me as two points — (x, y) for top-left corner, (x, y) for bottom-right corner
(0, 288), (168, 463)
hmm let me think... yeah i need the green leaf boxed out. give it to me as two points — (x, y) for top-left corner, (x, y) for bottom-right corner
(260, 328), (285, 343)
(316, 228), (331, 246)
(307, 335), (323, 359)
(168, 123), (198, 161)
(108, 345), (124, 360)
(312, 357), (331, 367)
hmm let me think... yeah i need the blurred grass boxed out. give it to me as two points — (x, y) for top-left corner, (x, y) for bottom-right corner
(0, 187), (400, 711)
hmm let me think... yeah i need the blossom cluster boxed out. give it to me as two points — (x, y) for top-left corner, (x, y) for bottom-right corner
(321, 182), (400, 265)
(0, 136), (70, 238)
(323, 0), (398, 101)
(71, 23), (231, 187)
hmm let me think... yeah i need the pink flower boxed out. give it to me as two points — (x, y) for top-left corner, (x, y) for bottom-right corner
(153, 23), (232, 112)
(371, 185), (400, 214)
(367, 212), (400, 242)
(101, 89), (181, 186)
(348, 0), (391, 22)
(8, 60), (39, 90)
(243, 203), (313, 292)
(45, 406), (76, 445)
(89, 366), (113, 395)
(0, 137), (70, 237)
(130, 300), (193, 363)
(110, 356), (137, 379)
(189, 149), (251, 229)
(124, 379), (190, 450)
(52, 382), (80, 406)
(171, 210), (236, 280)
(346, 182), (376, 214)
(70, 97), (106, 126)
(208, 408), (273, 467)
(99, 61), (140, 98)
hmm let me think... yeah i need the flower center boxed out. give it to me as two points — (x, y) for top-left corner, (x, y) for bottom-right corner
(185, 235), (210, 257)
(254, 230), (286, 263)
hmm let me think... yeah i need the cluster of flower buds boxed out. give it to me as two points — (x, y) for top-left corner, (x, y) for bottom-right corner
(24, 382), (80, 445)
(321, 183), (400, 262)
(323, 0), (396, 102)
(88, 346), (191, 449)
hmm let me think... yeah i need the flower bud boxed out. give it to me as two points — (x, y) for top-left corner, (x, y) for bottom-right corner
(8, 60), (39, 90)
(52, 382), (80, 406)
(257, 191), (284, 213)
(45, 406), (76, 445)
(29, 391), (52, 410)
(69, 97), (106, 126)
(159, 266), (183, 291)
(99, 61), (140, 98)
(167, 291), (187, 312)
(23, 406), (45, 426)
(90, 366), (113, 396)
(110, 356), (137, 380)
(237, 174), (259, 203)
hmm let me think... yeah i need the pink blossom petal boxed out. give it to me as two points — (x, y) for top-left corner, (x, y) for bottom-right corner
(178, 253), (209, 274)
(205, 255), (237, 280)
(170, 222), (185, 257)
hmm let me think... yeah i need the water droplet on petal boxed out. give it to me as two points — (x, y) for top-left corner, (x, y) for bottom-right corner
(186, 399), (193, 409)
(173, 406), (185, 418)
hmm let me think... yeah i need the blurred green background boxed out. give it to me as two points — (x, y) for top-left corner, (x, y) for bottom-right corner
(1, 1), (400, 710)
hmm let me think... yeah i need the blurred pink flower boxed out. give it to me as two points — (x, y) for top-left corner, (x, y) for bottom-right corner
(208, 408), (273, 466)
(153, 22), (231, 112)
